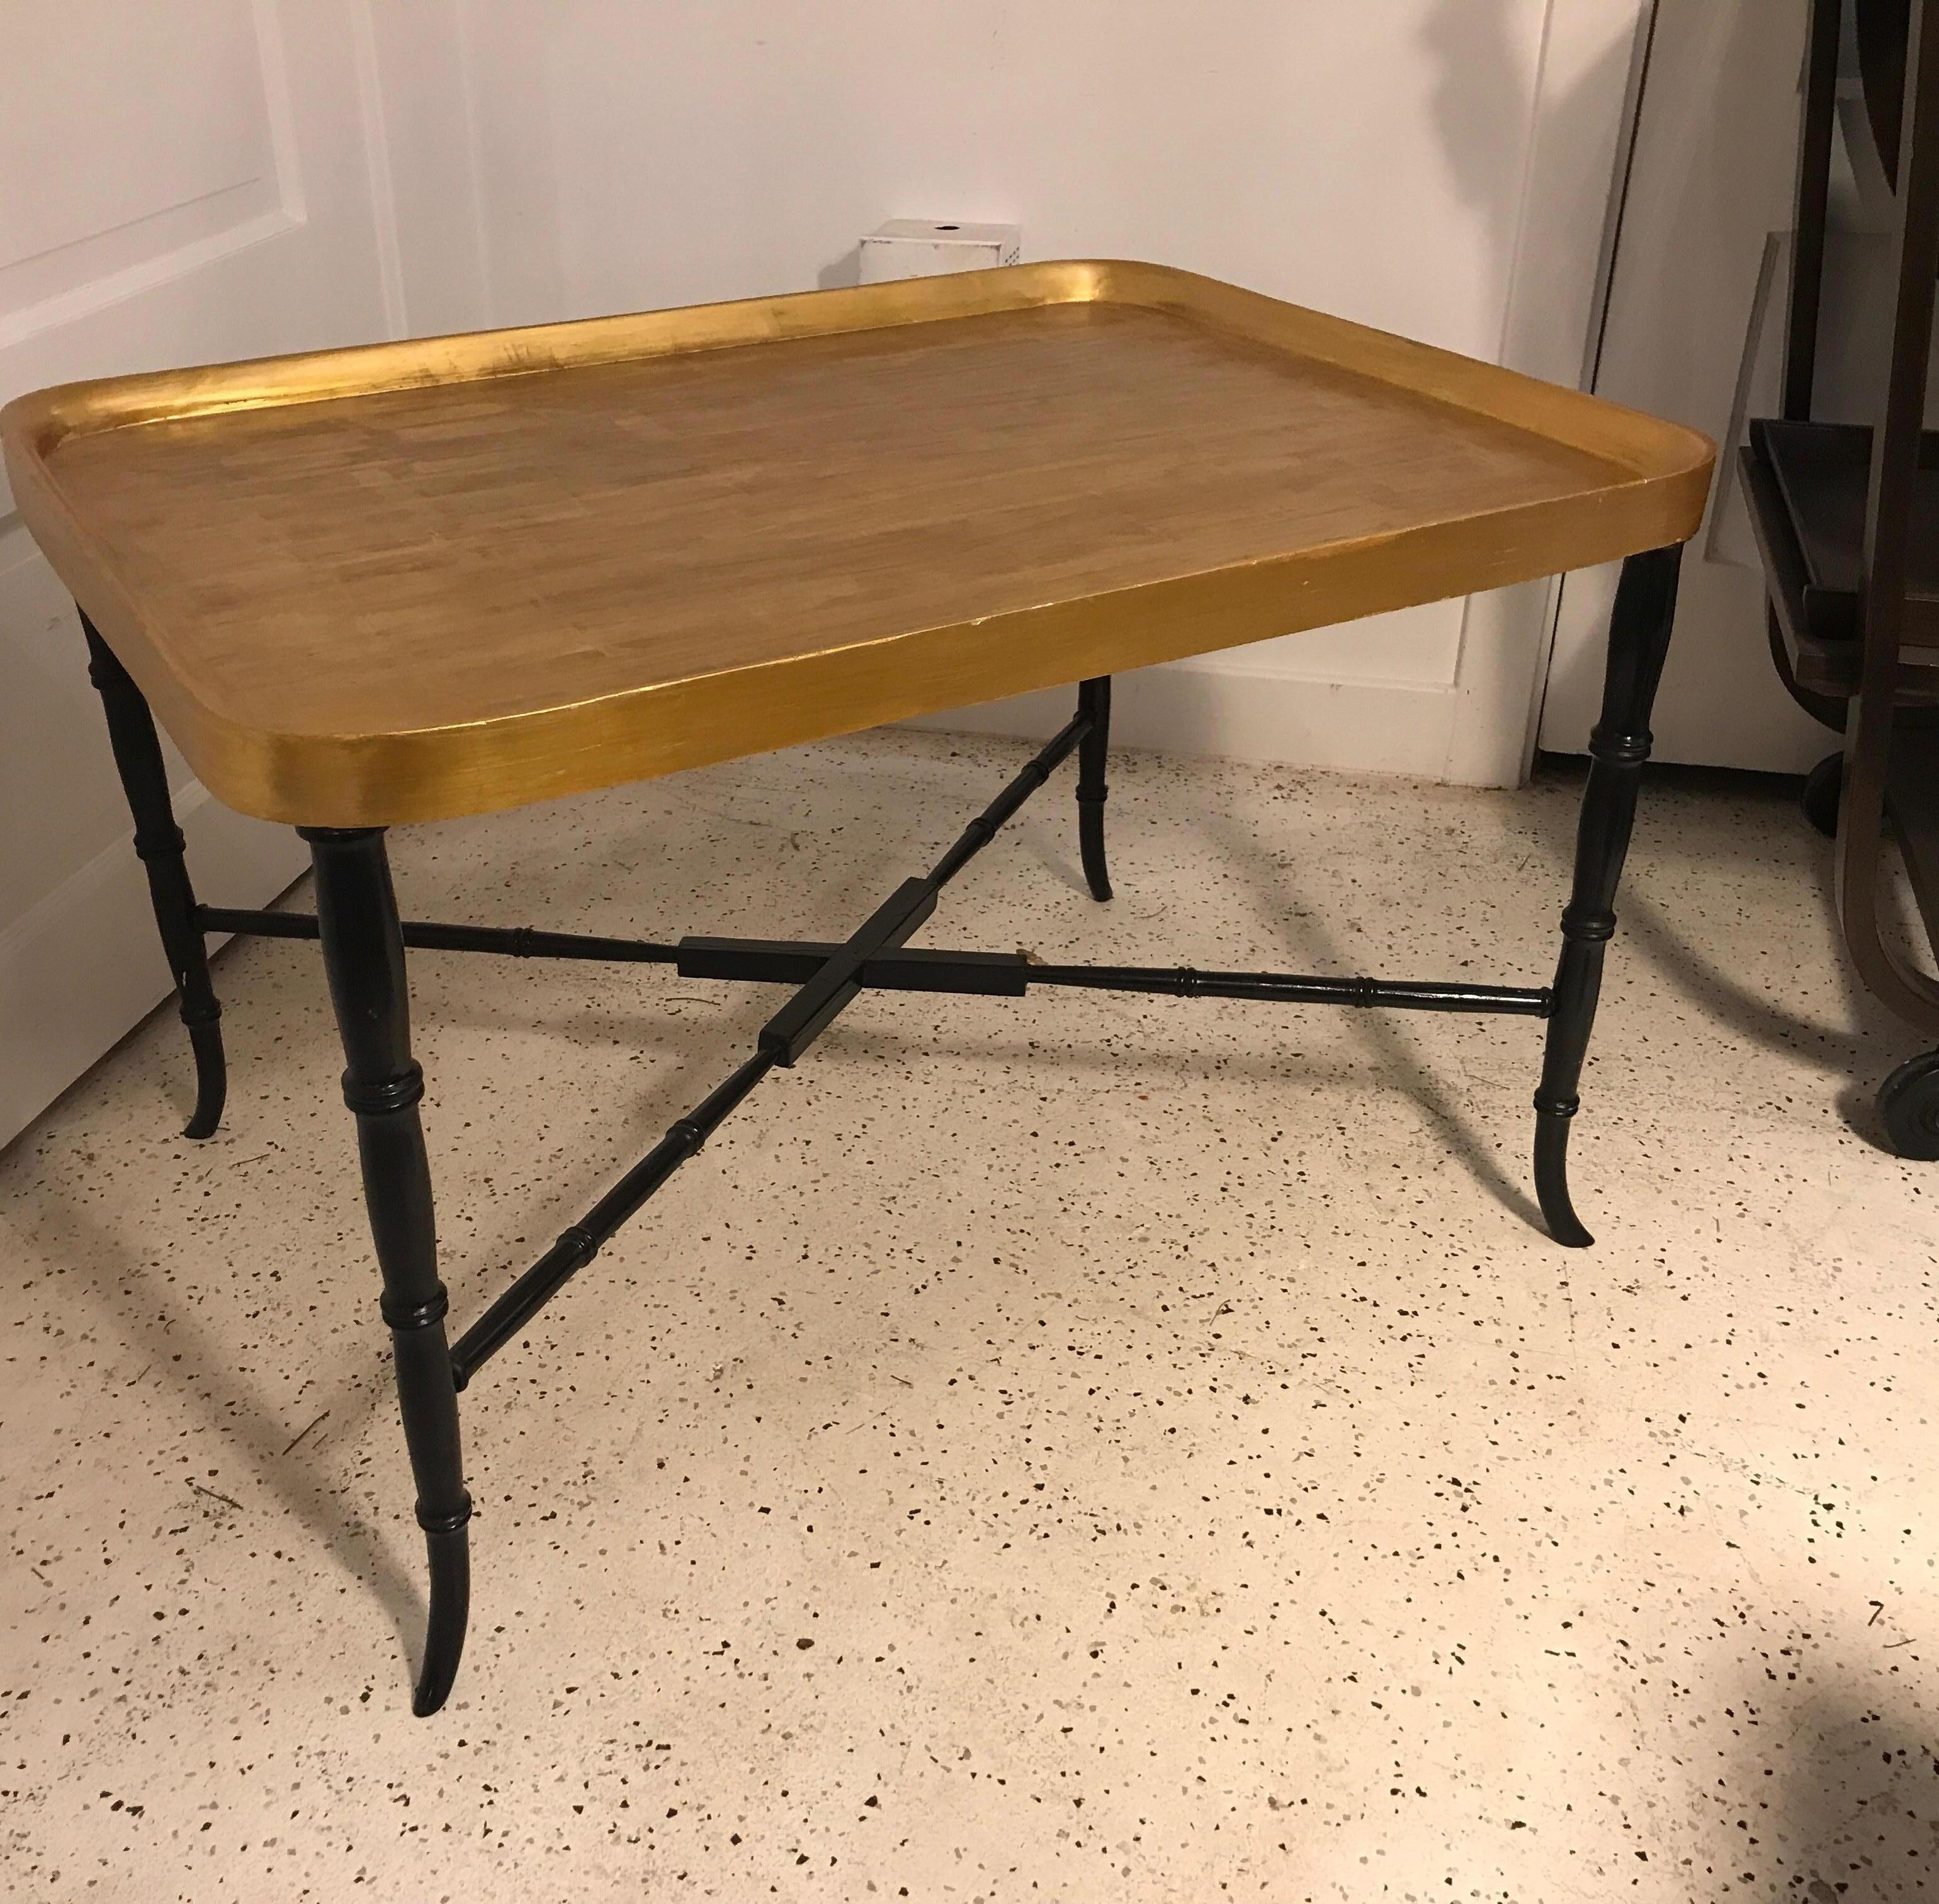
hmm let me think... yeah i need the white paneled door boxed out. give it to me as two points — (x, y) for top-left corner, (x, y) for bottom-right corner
(0, 1), (425, 1144)
(1540, 0), (1830, 770)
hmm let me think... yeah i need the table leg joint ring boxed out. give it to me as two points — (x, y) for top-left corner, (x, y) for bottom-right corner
(132, 824), (189, 864)
(417, 1498), (473, 1536)
(380, 1284), (450, 1331)
(1586, 725), (1653, 765)
(342, 1065), (426, 1116)
(1559, 906), (1617, 943)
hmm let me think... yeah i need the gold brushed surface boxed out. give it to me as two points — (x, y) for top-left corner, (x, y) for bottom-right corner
(1, 260), (1714, 826)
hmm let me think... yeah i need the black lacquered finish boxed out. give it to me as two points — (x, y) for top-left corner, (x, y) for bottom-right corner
(676, 938), (1032, 994)
(923, 704), (1090, 887)
(1025, 964), (1551, 1013)
(449, 1050), (776, 1387)
(1535, 545), (1683, 1247)
(197, 914), (1549, 1021)
(303, 827), (472, 1716)
(197, 907), (680, 965)
(1077, 676), (1114, 901)
(81, 614), (227, 1137)
(677, 938), (1549, 1014)
(759, 878), (939, 1063)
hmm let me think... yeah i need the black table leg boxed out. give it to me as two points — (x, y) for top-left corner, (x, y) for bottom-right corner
(304, 826), (472, 1716)
(1534, 544), (1683, 1247)
(1077, 676), (1113, 902)
(81, 612), (226, 1138)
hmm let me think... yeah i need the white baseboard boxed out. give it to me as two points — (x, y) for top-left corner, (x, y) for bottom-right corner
(903, 660), (1461, 779)
(0, 783), (307, 1149)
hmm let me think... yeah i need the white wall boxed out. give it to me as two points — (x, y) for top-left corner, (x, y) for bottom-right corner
(383, 0), (1652, 786)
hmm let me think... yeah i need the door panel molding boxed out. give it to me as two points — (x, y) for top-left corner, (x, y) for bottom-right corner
(0, 0), (436, 1147)
(0, 0), (307, 350)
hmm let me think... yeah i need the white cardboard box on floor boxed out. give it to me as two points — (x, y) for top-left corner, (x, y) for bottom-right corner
(857, 219), (1021, 282)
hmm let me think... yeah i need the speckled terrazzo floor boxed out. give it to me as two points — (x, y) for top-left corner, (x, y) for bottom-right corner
(3, 728), (1935, 1903)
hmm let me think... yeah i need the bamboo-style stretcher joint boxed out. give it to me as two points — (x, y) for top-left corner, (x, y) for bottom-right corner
(433, 710), (1560, 1393)
(450, 711), (1090, 1386)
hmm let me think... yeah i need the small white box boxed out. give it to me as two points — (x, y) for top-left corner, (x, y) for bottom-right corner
(857, 220), (1021, 284)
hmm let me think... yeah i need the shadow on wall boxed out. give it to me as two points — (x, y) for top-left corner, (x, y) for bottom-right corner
(818, 244), (862, 291)
(1420, 0), (1658, 369)
(1420, 0), (1537, 341)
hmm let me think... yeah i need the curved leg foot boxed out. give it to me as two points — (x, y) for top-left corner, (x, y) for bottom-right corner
(82, 612), (229, 1138)
(308, 827), (473, 1717)
(413, 1517), (472, 1716)
(183, 1015), (229, 1140)
(1532, 546), (1682, 1247)
(1533, 1110), (1593, 1249)
(1077, 676), (1113, 902)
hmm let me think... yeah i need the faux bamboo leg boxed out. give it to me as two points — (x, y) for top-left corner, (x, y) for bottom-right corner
(305, 826), (472, 1715)
(1076, 676), (1114, 902)
(81, 612), (227, 1137)
(1534, 545), (1683, 1247)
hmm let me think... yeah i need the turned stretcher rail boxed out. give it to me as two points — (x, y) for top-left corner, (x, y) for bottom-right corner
(448, 1049), (776, 1387)
(203, 909), (1550, 1017)
(198, 907), (680, 965)
(212, 700), (1548, 1401)
(676, 938), (1549, 1014)
(1020, 965), (1550, 1012)
(449, 708), (1092, 1387)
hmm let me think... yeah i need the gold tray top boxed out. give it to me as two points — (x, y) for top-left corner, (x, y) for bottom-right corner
(1, 260), (1713, 826)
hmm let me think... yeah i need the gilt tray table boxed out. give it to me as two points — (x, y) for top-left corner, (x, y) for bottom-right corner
(1, 260), (1714, 1713)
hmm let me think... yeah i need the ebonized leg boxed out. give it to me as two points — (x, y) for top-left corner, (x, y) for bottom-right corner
(1534, 545), (1683, 1248)
(1077, 676), (1113, 902)
(81, 612), (227, 1137)
(304, 826), (472, 1715)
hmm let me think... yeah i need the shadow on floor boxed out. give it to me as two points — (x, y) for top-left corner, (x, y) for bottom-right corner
(1196, 801), (1547, 1235)
(1746, 1680), (1938, 1895)
(36, 1192), (429, 1672)
(1532, 756), (1928, 1156)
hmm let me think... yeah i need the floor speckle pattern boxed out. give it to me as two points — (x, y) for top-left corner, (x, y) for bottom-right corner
(3, 728), (1935, 1901)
